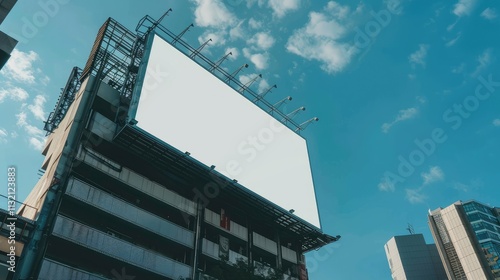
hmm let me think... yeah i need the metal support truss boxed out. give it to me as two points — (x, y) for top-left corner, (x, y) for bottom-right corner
(43, 67), (82, 134)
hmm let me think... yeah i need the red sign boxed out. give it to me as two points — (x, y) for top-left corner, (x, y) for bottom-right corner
(300, 263), (308, 280)
(220, 208), (230, 230)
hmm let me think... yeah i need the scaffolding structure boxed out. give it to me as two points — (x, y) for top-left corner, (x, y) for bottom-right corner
(44, 67), (82, 134)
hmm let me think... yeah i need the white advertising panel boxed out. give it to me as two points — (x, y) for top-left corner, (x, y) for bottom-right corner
(132, 34), (320, 228)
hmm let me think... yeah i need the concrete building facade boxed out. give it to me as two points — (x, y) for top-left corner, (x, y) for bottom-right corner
(0, 0), (18, 69)
(384, 234), (447, 280)
(428, 201), (499, 280)
(10, 16), (338, 280)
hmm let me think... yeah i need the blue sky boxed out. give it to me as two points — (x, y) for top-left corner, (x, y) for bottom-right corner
(1, 0), (500, 279)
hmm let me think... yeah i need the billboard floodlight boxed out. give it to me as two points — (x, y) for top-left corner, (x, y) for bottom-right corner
(295, 117), (319, 132)
(254, 84), (277, 102)
(238, 74), (262, 93)
(226, 63), (249, 83)
(172, 23), (194, 44)
(190, 38), (212, 58)
(210, 52), (232, 72)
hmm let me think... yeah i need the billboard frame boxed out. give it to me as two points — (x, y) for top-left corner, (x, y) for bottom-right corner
(127, 31), (323, 229)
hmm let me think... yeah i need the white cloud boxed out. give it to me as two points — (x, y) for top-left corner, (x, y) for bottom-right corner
(16, 112), (28, 127)
(239, 73), (259, 85)
(0, 48), (48, 150)
(0, 128), (7, 143)
(416, 96), (427, 104)
(286, 2), (358, 74)
(243, 48), (270, 70)
(493, 119), (500, 127)
(422, 166), (444, 185)
(304, 12), (347, 40)
(453, 179), (482, 192)
(248, 32), (276, 50)
(198, 30), (227, 47)
(434, 6), (445, 17)
(10, 87), (29, 101)
(324, 1), (351, 19)
(445, 33), (461, 47)
(409, 44), (430, 68)
(257, 78), (270, 93)
(24, 124), (44, 137)
(396, 108), (418, 121)
(239, 73), (269, 93)
(15, 111), (46, 151)
(406, 188), (426, 204)
(250, 53), (269, 70)
(246, 0), (265, 8)
(191, 0), (236, 28)
(288, 61), (298, 76)
(477, 48), (493, 65)
(453, 182), (469, 192)
(0, 87), (29, 103)
(191, 0), (256, 49)
(453, 0), (476, 17)
(447, 18), (460, 32)
(269, 0), (301, 18)
(1, 49), (39, 84)
(481, 8), (497, 20)
(472, 48), (493, 76)
(452, 63), (465, 74)
(378, 180), (395, 192)
(40, 74), (50, 86)
(381, 107), (418, 133)
(381, 124), (392, 133)
(248, 18), (263, 29)
(29, 137), (46, 151)
(404, 166), (444, 203)
(225, 47), (239, 60)
(229, 20), (246, 40)
(28, 95), (47, 121)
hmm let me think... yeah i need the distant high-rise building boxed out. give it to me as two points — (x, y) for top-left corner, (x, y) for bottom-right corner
(0, 0), (18, 69)
(428, 200), (500, 280)
(384, 234), (447, 280)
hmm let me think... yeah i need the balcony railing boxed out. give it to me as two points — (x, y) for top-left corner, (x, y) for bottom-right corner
(66, 177), (194, 247)
(281, 246), (297, 264)
(201, 238), (248, 265)
(253, 232), (277, 255)
(38, 258), (109, 280)
(282, 274), (299, 280)
(77, 147), (196, 216)
(204, 209), (248, 241)
(52, 215), (192, 279)
(253, 260), (275, 278)
(200, 239), (297, 280)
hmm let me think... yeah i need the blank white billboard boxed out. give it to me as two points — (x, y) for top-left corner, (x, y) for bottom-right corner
(131, 34), (320, 228)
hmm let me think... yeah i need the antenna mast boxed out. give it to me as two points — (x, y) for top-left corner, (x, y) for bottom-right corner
(406, 223), (415, 235)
